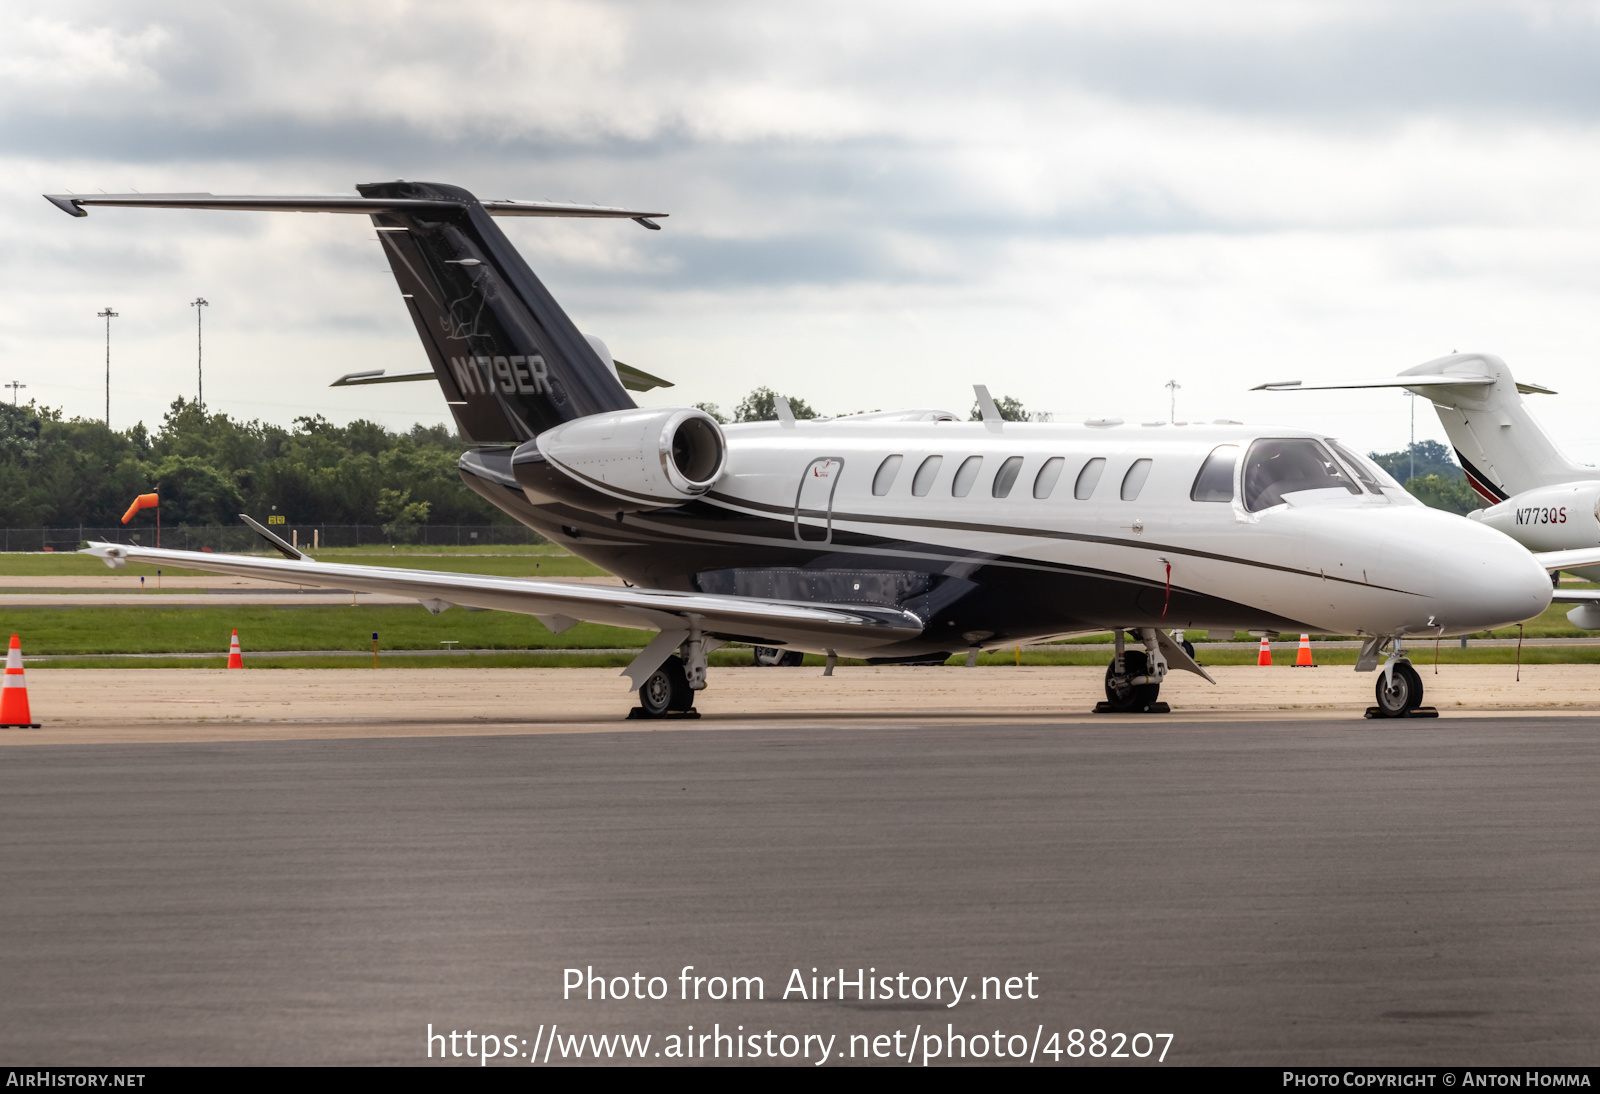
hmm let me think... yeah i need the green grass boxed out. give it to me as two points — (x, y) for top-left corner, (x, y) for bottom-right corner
(969, 647), (1600, 667)
(28, 649), (792, 670)
(1049, 595), (1600, 643)
(307, 543), (568, 556)
(0, 606), (652, 655)
(0, 550), (608, 578)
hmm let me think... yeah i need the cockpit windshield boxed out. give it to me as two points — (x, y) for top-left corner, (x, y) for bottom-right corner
(1328, 440), (1403, 495)
(1242, 438), (1362, 511)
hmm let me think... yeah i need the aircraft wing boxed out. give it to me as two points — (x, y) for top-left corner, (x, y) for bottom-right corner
(1532, 548), (1600, 572)
(1253, 376), (1556, 396)
(79, 542), (924, 671)
(1552, 589), (1600, 603)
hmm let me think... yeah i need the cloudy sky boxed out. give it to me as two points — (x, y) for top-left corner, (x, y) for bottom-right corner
(5, 0), (1600, 459)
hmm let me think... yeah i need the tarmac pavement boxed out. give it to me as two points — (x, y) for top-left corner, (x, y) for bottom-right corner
(3, 710), (1600, 1065)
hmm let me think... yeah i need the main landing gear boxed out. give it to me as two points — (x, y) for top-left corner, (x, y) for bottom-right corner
(629, 626), (718, 720)
(635, 655), (697, 718)
(1096, 628), (1172, 714)
(752, 646), (804, 667)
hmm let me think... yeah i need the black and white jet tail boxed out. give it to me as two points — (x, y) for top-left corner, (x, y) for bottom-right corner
(45, 183), (668, 444)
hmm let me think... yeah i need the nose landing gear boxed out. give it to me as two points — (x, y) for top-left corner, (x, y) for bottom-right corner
(1372, 660), (1424, 717)
(1363, 641), (1440, 719)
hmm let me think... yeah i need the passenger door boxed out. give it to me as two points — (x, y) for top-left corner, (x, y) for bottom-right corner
(795, 458), (844, 542)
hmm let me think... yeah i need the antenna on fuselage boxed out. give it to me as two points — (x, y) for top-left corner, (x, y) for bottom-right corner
(973, 385), (1002, 427)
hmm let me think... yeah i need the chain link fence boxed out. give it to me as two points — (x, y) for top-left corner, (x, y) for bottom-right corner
(2, 525), (548, 553)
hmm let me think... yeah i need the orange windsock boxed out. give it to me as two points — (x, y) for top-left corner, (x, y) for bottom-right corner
(121, 493), (159, 524)
(0, 635), (40, 728)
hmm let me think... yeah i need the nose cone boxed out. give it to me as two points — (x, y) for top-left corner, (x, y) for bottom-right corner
(1390, 507), (1553, 632)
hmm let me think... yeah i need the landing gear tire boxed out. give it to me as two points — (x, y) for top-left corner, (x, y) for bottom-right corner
(753, 646), (804, 667)
(637, 655), (695, 717)
(1373, 662), (1423, 718)
(1103, 650), (1161, 713)
(1180, 640), (1196, 660)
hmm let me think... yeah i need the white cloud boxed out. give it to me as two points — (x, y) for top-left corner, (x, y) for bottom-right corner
(3, 0), (1600, 458)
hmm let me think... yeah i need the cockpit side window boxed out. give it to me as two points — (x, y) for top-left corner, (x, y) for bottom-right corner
(1190, 445), (1238, 502)
(1242, 438), (1362, 512)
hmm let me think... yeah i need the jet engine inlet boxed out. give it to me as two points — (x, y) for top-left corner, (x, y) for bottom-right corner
(671, 415), (723, 486)
(533, 406), (727, 509)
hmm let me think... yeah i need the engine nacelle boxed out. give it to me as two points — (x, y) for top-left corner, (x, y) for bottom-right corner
(1470, 481), (1600, 553)
(533, 407), (727, 509)
(1567, 604), (1600, 630)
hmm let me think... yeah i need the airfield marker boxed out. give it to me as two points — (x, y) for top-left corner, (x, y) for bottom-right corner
(0, 635), (40, 728)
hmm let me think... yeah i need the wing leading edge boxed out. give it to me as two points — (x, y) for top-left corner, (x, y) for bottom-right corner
(79, 542), (924, 664)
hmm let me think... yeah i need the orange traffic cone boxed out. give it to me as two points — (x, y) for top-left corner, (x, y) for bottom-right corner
(1293, 634), (1316, 667)
(0, 635), (39, 728)
(1256, 636), (1272, 666)
(227, 630), (243, 669)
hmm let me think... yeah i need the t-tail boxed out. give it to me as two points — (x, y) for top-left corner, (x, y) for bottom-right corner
(1255, 351), (1595, 504)
(43, 182), (668, 444)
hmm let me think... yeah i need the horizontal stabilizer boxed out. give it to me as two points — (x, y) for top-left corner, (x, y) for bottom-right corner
(614, 361), (674, 392)
(1254, 375), (1555, 395)
(331, 360), (672, 392)
(1253, 375), (1494, 392)
(44, 192), (666, 225)
(330, 370), (435, 387)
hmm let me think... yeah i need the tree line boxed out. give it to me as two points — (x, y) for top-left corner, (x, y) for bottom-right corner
(0, 399), (493, 529)
(0, 392), (1476, 528)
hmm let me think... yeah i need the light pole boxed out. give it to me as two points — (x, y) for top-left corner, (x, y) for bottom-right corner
(191, 297), (208, 412)
(1164, 379), (1181, 424)
(97, 306), (118, 427)
(1406, 390), (1416, 482)
(4, 382), (24, 405)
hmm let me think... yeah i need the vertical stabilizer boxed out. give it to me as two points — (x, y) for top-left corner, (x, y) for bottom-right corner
(359, 180), (637, 443)
(1400, 353), (1594, 503)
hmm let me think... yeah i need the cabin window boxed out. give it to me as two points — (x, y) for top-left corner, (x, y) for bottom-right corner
(1328, 440), (1386, 495)
(952, 455), (983, 497)
(992, 456), (1024, 498)
(1074, 457), (1106, 500)
(1190, 445), (1238, 502)
(1120, 459), (1153, 501)
(911, 455), (943, 497)
(872, 454), (903, 496)
(1033, 457), (1065, 499)
(1242, 438), (1362, 512)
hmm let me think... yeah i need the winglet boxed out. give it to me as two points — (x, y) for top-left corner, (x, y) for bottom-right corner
(240, 514), (305, 561)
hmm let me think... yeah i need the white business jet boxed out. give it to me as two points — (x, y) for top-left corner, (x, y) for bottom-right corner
(45, 185), (1570, 718)
(1256, 352), (1600, 627)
